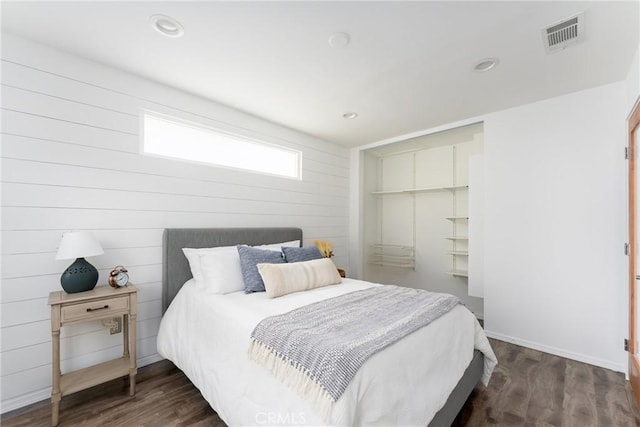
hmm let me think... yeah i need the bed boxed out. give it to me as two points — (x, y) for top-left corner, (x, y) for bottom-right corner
(157, 227), (496, 426)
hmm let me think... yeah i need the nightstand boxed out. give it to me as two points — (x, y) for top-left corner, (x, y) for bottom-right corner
(337, 268), (346, 278)
(48, 285), (137, 426)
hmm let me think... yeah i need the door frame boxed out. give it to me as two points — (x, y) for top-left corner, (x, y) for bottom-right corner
(629, 95), (640, 406)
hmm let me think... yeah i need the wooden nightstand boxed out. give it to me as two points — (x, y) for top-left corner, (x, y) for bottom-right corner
(48, 285), (137, 426)
(337, 268), (346, 278)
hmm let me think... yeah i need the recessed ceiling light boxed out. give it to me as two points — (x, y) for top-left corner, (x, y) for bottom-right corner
(150, 14), (184, 38)
(329, 32), (351, 48)
(343, 112), (358, 119)
(473, 58), (499, 72)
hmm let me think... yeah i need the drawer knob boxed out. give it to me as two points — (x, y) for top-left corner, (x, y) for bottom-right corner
(86, 305), (109, 312)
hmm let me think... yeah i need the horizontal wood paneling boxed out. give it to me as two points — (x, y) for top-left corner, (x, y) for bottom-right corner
(2, 207), (347, 231)
(2, 316), (161, 356)
(2, 317), (162, 377)
(3, 247), (160, 279)
(1, 61), (140, 115)
(2, 321), (51, 353)
(1, 300), (50, 328)
(2, 229), (163, 254)
(2, 85), (139, 134)
(1, 365), (51, 402)
(0, 35), (350, 411)
(1, 266), (161, 303)
(1, 109), (138, 153)
(2, 157), (346, 207)
(3, 183), (348, 218)
(1, 335), (159, 401)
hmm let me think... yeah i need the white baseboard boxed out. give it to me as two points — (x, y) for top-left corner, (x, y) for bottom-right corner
(0, 388), (51, 415)
(137, 353), (164, 367)
(485, 330), (626, 374)
(1, 353), (165, 415)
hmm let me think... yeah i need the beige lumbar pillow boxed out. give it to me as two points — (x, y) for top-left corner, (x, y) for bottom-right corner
(257, 258), (342, 298)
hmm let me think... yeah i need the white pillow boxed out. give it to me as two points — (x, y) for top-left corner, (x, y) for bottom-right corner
(256, 240), (300, 251)
(257, 258), (342, 298)
(200, 247), (245, 294)
(182, 246), (233, 289)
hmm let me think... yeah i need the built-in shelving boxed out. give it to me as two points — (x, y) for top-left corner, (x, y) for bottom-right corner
(371, 185), (468, 196)
(446, 227), (469, 277)
(446, 270), (469, 278)
(445, 173), (469, 279)
(362, 124), (483, 305)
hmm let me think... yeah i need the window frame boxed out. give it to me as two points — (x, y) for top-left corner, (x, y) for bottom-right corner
(140, 110), (302, 180)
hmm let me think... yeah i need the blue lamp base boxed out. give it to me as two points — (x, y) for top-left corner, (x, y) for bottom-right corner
(60, 257), (99, 293)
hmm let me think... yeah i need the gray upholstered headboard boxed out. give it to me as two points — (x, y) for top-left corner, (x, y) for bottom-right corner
(162, 227), (303, 313)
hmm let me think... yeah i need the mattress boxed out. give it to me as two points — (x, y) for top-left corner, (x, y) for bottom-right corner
(157, 278), (496, 426)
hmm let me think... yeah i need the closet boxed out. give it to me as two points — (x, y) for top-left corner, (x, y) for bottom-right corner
(361, 123), (484, 317)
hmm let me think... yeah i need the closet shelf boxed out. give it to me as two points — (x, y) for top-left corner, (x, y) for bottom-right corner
(446, 270), (469, 278)
(447, 251), (469, 256)
(445, 236), (469, 240)
(371, 185), (468, 196)
(445, 216), (469, 221)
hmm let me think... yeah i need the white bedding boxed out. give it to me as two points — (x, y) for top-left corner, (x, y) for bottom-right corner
(157, 278), (496, 426)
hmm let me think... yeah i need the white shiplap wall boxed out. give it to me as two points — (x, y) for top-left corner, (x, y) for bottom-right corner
(0, 34), (350, 412)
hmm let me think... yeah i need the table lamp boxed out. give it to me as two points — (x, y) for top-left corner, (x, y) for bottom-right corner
(56, 231), (104, 293)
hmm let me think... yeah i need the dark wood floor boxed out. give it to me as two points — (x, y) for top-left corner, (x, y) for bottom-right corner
(453, 339), (640, 427)
(3, 339), (640, 426)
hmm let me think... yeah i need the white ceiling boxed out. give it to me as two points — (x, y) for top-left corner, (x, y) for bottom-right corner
(2, 1), (638, 147)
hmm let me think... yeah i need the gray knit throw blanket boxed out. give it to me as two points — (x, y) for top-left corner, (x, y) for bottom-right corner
(248, 285), (461, 419)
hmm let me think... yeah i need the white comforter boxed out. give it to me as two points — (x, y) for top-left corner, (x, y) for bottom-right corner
(157, 279), (496, 426)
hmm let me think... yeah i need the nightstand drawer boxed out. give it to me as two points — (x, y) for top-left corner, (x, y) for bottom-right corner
(61, 296), (129, 323)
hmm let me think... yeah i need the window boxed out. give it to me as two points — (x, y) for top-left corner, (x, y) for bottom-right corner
(142, 112), (301, 179)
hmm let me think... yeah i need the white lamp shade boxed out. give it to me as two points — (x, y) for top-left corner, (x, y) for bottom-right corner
(56, 231), (104, 260)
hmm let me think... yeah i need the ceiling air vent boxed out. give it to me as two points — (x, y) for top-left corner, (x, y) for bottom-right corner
(542, 12), (584, 53)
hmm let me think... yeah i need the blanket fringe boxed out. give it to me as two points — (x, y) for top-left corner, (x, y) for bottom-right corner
(248, 338), (334, 422)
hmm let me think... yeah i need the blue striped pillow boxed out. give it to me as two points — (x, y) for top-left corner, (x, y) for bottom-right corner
(237, 246), (285, 293)
(282, 246), (323, 263)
